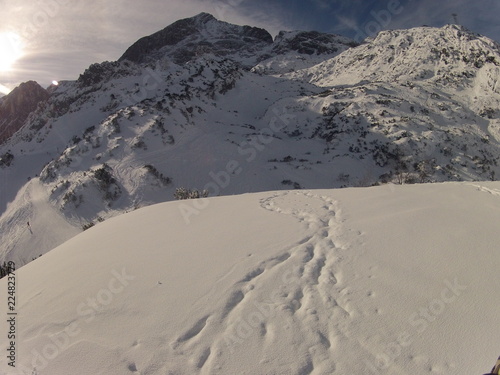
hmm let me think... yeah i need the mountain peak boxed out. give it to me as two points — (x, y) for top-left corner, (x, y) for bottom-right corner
(12, 80), (46, 93)
(119, 13), (273, 65)
(0, 81), (49, 144)
(191, 12), (217, 23)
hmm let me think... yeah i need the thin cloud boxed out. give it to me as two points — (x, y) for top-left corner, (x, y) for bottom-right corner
(0, 83), (11, 95)
(329, 13), (364, 37)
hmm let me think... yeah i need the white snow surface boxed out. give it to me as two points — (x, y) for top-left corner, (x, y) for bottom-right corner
(1, 181), (500, 374)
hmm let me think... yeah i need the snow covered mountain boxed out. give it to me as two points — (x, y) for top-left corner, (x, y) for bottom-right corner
(1, 182), (500, 374)
(1, 14), (500, 265)
(119, 12), (273, 68)
(118, 12), (356, 71)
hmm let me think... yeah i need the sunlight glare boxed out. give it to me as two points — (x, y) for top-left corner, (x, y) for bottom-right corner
(0, 32), (23, 72)
(0, 83), (11, 95)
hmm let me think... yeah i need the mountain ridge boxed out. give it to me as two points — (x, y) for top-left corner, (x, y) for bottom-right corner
(119, 12), (274, 66)
(289, 24), (500, 89)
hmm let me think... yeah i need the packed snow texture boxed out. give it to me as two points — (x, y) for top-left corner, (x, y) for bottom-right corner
(1, 182), (499, 374)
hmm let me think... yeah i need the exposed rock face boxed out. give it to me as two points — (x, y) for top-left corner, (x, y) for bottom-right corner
(119, 12), (273, 66)
(0, 81), (49, 144)
(251, 30), (359, 75)
(272, 30), (358, 55)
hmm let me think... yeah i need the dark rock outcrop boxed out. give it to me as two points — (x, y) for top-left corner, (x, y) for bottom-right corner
(272, 30), (358, 55)
(0, 81), (49, 144)
(119, 12), (273, 66)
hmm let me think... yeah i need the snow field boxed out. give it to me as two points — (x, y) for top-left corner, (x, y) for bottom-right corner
(1, 182), (500, 374)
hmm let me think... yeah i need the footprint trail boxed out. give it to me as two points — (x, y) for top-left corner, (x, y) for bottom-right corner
(169, 190), (364, 374)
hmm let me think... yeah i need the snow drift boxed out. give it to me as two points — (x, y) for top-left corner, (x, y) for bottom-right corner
(1, 181), (499, 374)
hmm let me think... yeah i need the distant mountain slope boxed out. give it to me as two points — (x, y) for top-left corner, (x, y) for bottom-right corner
(288, 24), (500, 116)
(290, 25), (500, 88)
(1, 183), (499, 374)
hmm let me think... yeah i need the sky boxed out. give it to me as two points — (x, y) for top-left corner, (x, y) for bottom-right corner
(0, 0), (499, 95)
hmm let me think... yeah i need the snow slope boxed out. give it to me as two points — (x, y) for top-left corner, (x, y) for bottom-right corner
(1, 182), (499, 374)
(0, 178), (80, 262)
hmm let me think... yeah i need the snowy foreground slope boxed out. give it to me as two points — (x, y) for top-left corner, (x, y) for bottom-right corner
(1, 182), (500, 375)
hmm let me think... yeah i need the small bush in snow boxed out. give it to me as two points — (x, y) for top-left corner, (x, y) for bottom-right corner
(62, 191), (83, 208)
(0, 151), (14, 167)
(93, 165), (115, 188)
(82, 222), (95, 231)
(132, 138), (147, 150)
(281, 180), (301, 189)
(143, 165), (172, 186)
(337, 173), (350, 183)
(174, 187), (209, 200)
(0, 261), (13, 279)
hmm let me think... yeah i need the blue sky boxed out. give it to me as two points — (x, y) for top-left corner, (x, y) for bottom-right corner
(0, 0), (499, 94)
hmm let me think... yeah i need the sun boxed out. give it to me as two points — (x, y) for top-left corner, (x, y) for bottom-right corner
(0, 84), (11, 95)
(0, 32), (23, 72)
